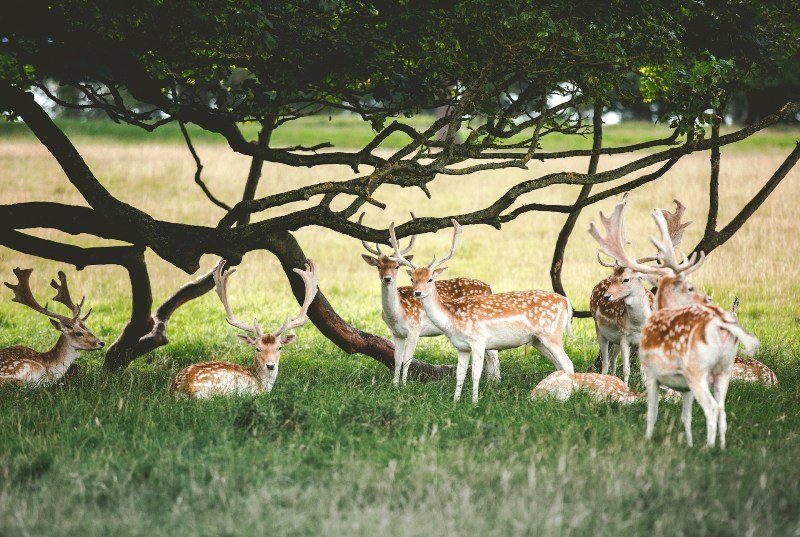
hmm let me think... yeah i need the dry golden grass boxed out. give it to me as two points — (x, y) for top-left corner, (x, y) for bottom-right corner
(1, 137), (798, 340)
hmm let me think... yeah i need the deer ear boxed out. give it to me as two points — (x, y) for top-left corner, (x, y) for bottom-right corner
(404, 255), (414, 262)
(280, 334), (297, 345)
(361, 254), (379, 266)
(237, 334), (257, 346)
(406, 269), (414, 277)
(433, 267), (448, 276)
(49, 318), (65, 332)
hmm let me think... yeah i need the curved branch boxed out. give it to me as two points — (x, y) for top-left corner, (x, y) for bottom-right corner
(179, 121), (231, 211)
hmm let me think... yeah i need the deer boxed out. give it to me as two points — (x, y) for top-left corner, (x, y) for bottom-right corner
(389, 219), (574, 403)
(359, 213), (499, 385)
(590, 202), (759, 447)
(169, 259), (318, 398)
(531, 371), (641, 404)
(588, 197), (691, 385)
(0, 268), (103, 387)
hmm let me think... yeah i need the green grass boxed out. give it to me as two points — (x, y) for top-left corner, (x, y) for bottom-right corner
(1, 114), (798, 152)
(1, 301), (800, 536)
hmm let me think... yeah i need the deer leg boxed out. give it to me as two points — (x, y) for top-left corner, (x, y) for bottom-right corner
(686, 374), (718, 448)
(713, 369), (732, 449)
(484, 350), (501, 381)
(620, 339), (632, 386)
(454, 349), (470, 402)
(598, 335), (611, 374)
(681, 391), (694, 447)
(645, 375), (660, 440)
(401, 330), (420, 386)
(470, 343), (486, 404)
(608, 344), (620, 376)
(392, 335), (405, 386)
(534, 337), (575, 374)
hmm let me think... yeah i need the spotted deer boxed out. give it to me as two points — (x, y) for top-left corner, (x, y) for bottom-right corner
(588, 197), (690, 385)
(390, 220), (574, 403)
(591, 204), (758, 447)
(359, 213), (499, 385)
(169, 260), (318, 398)
(531, 371), (641, 404)
(0, 268), (104, 387)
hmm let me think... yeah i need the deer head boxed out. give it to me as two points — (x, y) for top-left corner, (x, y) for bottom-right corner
(359, 212), (416, 285)
(4, 268), (104, 350)
(390, 218), (461, 299)
(588, 197), (708, 309)
(213, 260), (318, 390)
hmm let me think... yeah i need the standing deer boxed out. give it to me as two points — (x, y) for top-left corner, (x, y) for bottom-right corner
(590, 204), (758, 447)
(169, 260), (318, 398)
(0, 268), (103, 387)
(359, 213), (499, 385)
(589, 198), (691, 385)
(390, 220), (574, 403)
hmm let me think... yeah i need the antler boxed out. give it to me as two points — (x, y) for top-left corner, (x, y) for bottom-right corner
(648, 209), (705, 276)
(595, 253), (619, 268)
(50, 270), (88, 320)
(661, 199), (691, 248)
(427, 219), (462, 269)
(213, 260), (261, 336)
(388, 222), (418, 269)
(588, 198), (664, 276)
(274, 260), (319, 336)
(637, 199), (692, 263)
(4, 268), (73, 323)
(359, 212), (417, 257)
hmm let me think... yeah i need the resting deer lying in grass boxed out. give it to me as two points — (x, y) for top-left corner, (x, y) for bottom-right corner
(390, 219), (573, 403)
(589, 197), (691, 385)
(531, 371), (641, 404)
(592, 202), (758, 447)
(169, 260), (318, 398)
(0, 268), (103, 387)
(359, 213), (499, 385)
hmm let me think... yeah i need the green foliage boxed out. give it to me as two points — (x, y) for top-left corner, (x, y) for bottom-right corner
(2, 1), (798, 132)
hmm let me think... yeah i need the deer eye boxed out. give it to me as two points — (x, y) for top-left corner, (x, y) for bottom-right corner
(622, 278), (630, 283)
(687, 286), (694, 292)
(428, 278), (433, 283)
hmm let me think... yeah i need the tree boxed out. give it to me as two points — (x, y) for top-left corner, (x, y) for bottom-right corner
(1, 1), (798, 373)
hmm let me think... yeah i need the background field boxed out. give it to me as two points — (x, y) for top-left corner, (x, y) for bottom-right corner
(1, 120), (799, 536)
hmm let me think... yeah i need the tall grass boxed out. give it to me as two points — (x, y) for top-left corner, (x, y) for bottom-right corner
(0, 130), (799, 535)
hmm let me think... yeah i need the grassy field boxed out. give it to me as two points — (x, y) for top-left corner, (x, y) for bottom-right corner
(1, 120), (800, 536)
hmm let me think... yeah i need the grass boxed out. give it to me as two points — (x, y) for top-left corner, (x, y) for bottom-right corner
(1, 122), (800, 535)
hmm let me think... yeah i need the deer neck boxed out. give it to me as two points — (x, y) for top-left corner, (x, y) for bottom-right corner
(623, 285), (652, 328)
(42, 335), (80, 380)
(418, 286), (453, 332)
(381, 280), (406, 324)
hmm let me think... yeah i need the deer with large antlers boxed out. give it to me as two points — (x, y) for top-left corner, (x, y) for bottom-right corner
(588, 197), (691, 385)
(390, 220), (574, 403)
(359, 213), (499, 385)
(169, 260), (318, 398)
(0, 268), (103, 387)
(590, 201), (759, 447)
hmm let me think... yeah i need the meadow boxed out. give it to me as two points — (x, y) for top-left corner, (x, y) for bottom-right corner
(1, 117), (799, 536)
